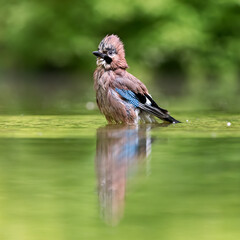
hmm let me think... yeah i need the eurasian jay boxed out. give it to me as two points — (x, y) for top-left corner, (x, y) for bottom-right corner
(93, 35), (180, 124)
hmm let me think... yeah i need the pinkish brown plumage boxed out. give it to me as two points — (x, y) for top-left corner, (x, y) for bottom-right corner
(93, 34), (180, 124)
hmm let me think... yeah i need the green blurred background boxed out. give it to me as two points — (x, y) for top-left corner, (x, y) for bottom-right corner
(0, 0), (239, 114)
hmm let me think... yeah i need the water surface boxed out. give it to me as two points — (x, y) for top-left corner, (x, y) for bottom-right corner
(0, 113), (239, 240)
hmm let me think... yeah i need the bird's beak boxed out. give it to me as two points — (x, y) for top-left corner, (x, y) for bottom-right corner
(92, 51), (106, 58)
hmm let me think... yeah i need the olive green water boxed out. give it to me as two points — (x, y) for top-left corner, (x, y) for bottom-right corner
(0, 112), (239, 240)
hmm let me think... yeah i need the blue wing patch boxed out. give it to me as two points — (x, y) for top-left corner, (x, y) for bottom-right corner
(115, 88), (139, 107)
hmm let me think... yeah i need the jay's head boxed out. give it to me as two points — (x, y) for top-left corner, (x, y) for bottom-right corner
(93, 34), (128, 70)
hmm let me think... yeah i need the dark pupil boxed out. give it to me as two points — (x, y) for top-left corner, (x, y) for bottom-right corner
(108, 50), (112, 55)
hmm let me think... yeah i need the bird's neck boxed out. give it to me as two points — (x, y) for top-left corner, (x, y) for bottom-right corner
(94, 67), (126, 90)
(95, 66), (126, 76)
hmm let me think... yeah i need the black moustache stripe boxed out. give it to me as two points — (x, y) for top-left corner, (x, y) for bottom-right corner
(104, 56), (112, 64)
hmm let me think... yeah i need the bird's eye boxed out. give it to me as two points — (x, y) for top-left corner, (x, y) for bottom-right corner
(108, 50), (113, 55)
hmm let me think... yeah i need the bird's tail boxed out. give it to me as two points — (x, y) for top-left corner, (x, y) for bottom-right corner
(163, 115), (181, 124)
(139, 104), (180, 124)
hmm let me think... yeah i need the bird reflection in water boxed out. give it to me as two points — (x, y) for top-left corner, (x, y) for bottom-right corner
(95, 124), (153, 225)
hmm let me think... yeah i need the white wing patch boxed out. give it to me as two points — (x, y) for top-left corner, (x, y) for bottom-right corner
(145, 97), (151, 105)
